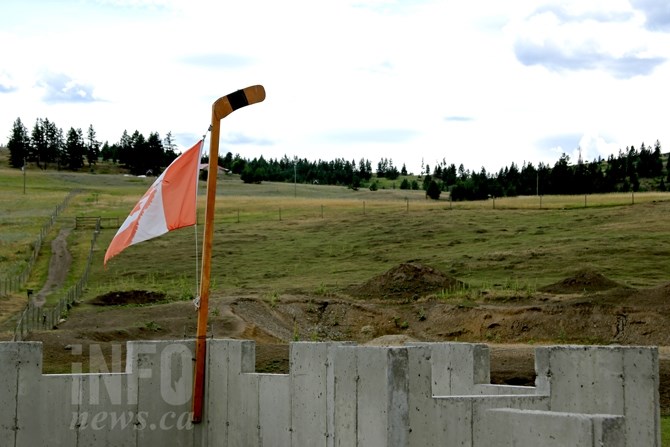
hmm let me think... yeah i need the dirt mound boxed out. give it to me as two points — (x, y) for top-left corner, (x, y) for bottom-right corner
(627, 282), (670, 305)
(89, 290), (167, 306)
(347, 262), (464, 300)
(539, 269), (627, 294)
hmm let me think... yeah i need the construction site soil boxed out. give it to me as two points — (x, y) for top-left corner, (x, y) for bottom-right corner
(5, 262), (670, 414)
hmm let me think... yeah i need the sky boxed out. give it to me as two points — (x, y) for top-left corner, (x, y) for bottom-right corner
(1, 0), (670, 175)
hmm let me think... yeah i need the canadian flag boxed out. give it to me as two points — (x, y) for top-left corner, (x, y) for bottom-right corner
(104, 140), (203, 266)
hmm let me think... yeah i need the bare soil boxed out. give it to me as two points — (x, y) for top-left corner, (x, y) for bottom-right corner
(7, 257), (670, 414)
(33, 228), (72, 306)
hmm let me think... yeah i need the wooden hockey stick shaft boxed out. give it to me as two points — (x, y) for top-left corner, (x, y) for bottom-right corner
(192, 85), (266, 423)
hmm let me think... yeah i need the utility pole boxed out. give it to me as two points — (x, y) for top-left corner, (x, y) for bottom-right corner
(23, 158), (26, 194)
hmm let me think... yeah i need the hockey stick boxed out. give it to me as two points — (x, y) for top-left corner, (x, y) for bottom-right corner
(192, 85), (266, 423)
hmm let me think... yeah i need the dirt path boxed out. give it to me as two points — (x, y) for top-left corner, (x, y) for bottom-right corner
(32, 227), (72, 307)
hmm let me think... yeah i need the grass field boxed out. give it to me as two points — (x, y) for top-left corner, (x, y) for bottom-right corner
(3, 159), (670, 304)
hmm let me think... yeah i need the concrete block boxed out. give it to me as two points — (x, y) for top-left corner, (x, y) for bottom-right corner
(259, 374), (290, 447)
(22, 375), (78, 446)
(356, 347), (411, 447)
(540, 346), (625, 414)
(290, 342), (329, 446)
(226, 340), (259, 446)
(204, 339), (230, 447)
(132, 340), (195, 447)
(76, 372), (136, 447)
(0, 343), (20, 446)
(387, 348), (409, 446)
(13, 342), (67, 447)
(479, 409), (624, 447)
(408, 345), (452, 447)
(0, 340), (661, 447)
(333, 346), (358, 447)
(357, 347), (389, 446)
(622, 347), (660, 446)
(592, 414), (626, 447)
(410, 342), (490, 396)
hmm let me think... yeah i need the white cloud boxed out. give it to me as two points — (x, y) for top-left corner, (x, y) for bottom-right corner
(1, 0), (670, 174)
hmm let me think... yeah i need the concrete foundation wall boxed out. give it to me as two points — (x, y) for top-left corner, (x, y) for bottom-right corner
(0, 340), (660, 446)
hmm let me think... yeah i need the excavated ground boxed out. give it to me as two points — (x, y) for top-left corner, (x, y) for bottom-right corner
(12, 263), (670, 415)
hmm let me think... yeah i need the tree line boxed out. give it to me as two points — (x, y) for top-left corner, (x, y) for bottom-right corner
(217, 141), (668, 200)
(430, 140), (665, 201)
(6, 117), (179, 175)
(5, 117), (667, 200)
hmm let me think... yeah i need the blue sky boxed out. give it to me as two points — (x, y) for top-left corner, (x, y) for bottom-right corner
(1, 0), (670, 174)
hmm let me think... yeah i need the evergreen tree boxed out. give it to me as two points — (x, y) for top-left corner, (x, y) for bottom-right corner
(386, 159), (400, 180)
(549, 154), (572, 194)
(30, 118), (47, 169)
(652, 140), (663, 177)
(117, 130), (132, 167)
(100, 142), (115, 162)
(221, 152), (233, 170)
(43, 119), (61, 169)
(422, 174), (432, 191)
(64, 127), (86, 170)
(7, 118), (30, 168)
(162, 131), (178, 166)
(376, 158), (388, 178)
(145, 132), (164, 174)
(86, 124), (100, 167)
(426, 180), (441, 200)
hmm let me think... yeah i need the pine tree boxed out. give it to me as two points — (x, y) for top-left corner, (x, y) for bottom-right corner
(64, 127), (86, 171)
(652, 140), (663, 177)
(43, 119), (61, 169)
(86, 124), (100, 167)
(7, 118), (30, 168)
(30, 118), (47, 169)
(163, 131), (178, 165)
(426, 179), (441, 200)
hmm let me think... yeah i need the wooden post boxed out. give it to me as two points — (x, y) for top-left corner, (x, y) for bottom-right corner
(191, 85), (265, 423)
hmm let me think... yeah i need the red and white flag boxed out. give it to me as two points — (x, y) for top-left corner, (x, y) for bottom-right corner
(104, 140), (203, 266)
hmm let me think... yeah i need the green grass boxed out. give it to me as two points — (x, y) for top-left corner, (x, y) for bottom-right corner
(84, 181), (670, 300)
(663, 416), (670, 445)
(4, 162), (670, 315)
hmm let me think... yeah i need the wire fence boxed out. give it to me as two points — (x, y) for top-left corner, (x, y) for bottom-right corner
(210, 191), (670, 225)
(13, 218), (101, 341)
(0, 190), (80, 297)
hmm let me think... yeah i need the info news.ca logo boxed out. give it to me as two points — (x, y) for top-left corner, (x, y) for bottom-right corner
(68, 342), (194, 432)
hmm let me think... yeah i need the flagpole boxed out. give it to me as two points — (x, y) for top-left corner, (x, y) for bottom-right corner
(192, 85), (266, 423)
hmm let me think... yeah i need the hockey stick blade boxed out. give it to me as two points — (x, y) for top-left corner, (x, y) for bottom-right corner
(213, 85), (266, 121)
